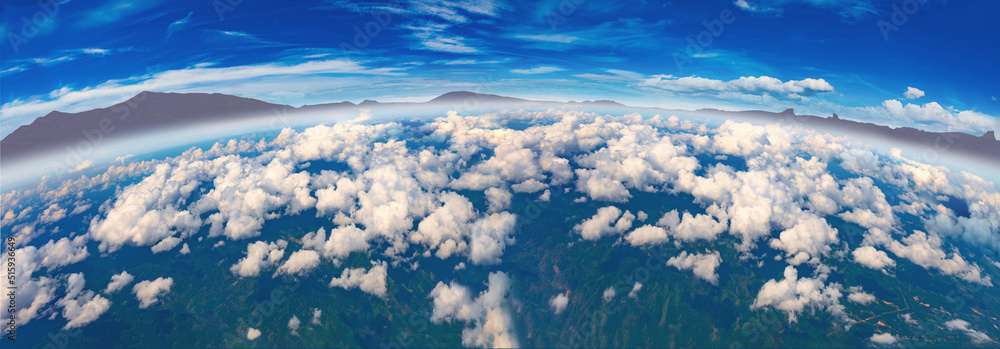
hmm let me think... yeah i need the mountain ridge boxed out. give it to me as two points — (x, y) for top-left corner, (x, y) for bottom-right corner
(2, 91), (997, 163)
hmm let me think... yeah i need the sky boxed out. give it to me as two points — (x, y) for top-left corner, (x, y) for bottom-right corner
(2, 0), (999, 138)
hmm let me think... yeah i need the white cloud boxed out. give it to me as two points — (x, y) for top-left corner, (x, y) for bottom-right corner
(847, 286), (876, 305)
(628, 282), (642, 299)
(735, 0), (757, 11)
(602, 287), (616, 302)
(288, 315), (301, 336)
(944, 319), (992, 343)
(179, 243), (191, 255)
(549, 293), (569, 315)
(468, 212), (517, 265)
(856, 99), (999, 135)
(852, 246), (895, 272)
(105, 271), (134, 293)
(38, 203), (67, 223)
(274, 249), (322, 277)
(231, 240), (287, 277)
(57, 273), (111, 329)
(886, 230), (991, 286)
(638, 75), (835, 98)
(751, 266), (851, 324)
(484, 187), (512, 213)
(302, 225), (371, 261)
(151, 237), (182, 254)
(625, 225), (669, 246)
(311, 308), (322, 325)
(511, 66), (565, 75)
(574, 206), (634, 240)
(247, 327), (261, 340)
(667, 251), (723, 284)
(512, 179), (547, 193)
(903, 86), (925, 99)
(512, 34), (580, 43)
(870, 332), (897, 345)
(132, 277), (173, 309)
(429, 272), (518, 348)
(329, 261), (389, 298)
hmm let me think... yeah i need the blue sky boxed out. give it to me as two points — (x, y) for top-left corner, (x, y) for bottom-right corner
(2, 0), (998, 137)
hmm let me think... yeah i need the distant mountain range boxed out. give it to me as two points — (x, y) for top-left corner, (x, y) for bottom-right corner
(2, 91), (997, 163)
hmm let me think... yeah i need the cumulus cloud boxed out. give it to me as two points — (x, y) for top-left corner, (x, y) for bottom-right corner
(858, 99), (999, 135)
(57, 273), (111, 329)
(511, 179), (547, 193)
(151, 237), (182, 254)
(468, 212), (517, 265)
(302, 225), (371, 262)
(105, 271), (134, 293)
(852, 246), (895, 272)
(752, 266), (850, 324)
(886, 231), (991, 286)
(132, 277), (174, 309)
(574, 206), (634, 240)
(903, 86), (925, 99)
(484, 187), (512, 213)
(311, 308), (322, 325)
(628, 282), (642, 299)
(625, 225), (669, 246)
(602, 287), (616, 302)
(549, 293), (569, 315)
(274, 249), (322, 277)
(667, 251), (723, 284)
(329, 261), (389, 298)
(638, 75), (835, 98)
(429, 272), (518, 348)
(870, 332), (897, 345)
(944, 319), (992, 344)
(231, 240), (287, 277)
(38, 203), (67, 223)
(247, 327), (261, 340)
(10, 102), (1000, 344)
(288, 315), (301, 336)
(35, 236), (89, 269)
(846, 286), (876, 305)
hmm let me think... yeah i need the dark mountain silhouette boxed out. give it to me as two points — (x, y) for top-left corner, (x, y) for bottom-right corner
(2, 92), (290, 159)
(2, 91), (997, 163)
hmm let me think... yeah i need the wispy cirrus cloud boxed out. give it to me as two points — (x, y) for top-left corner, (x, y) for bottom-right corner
(403, 23), (479, 53)
(512, 34), (580, 44)
(167, 11), (193, 37)
(573, 69), (645, 82)
(511, 66), (564, 74)
(77, 0), (169, 28)
(733, 0), (877, 20)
